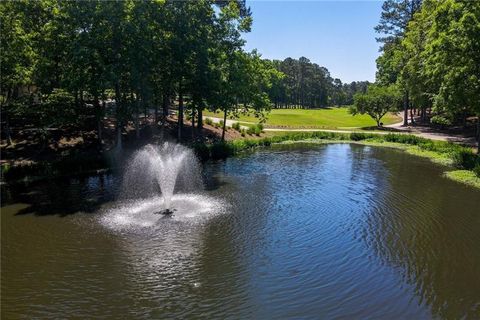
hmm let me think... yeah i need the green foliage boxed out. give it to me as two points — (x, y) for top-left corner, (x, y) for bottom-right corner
(384, 133), (423, 145)
(265, 57), (368, 107)
(204, 118), (214, 126)
(430, 115), (452, 128)
(444, 170), (480, 189)
(474, 164), (480, 178)
(350, 132), (370, 141)
(42, 89), (77, 126)
(232, 122), (241, 131)
(376, 0), (480, 152)
(452, 149), (479, 170)
(245, 123), (263, 135)
(351, 84), (402, 126)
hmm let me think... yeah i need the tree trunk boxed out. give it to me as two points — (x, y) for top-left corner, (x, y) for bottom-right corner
(178, 81), (184, 142)
(94, 95), (102, 144)
(132, 92), (140, 140)
(154, 98), (158, 125)
(477, 115), (480, 153)
(191, 106), (195, 140)
(197, 106), (203, 141)
(162, 93), (169, 119)
(116, 124), (122, 151)
(5, 115), (14, 146)
(115, 83), (122, 151)
(221, 108), (227, 141)
(403, 91), (409, 126)
(410, 107), (415, 126)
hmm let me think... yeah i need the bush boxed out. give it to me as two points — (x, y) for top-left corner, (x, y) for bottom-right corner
(204, 118), (213, 126)
(384, 133), (424, 145)
(452, 148), (479, 170)
(431, 115), (452, 128)
(474, 163), (480, 178)
(192, 143), (210, 161)
(210, 142), (234, 159)
(232, 122), (241, 131)
(350, 132), (368, 141)
(246, 123), (263, 136)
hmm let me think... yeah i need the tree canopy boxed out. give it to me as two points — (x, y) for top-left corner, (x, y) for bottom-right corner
(374, 0), (480, 151)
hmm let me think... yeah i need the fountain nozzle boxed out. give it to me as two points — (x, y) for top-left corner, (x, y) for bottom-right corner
(154, 208), (177, 216)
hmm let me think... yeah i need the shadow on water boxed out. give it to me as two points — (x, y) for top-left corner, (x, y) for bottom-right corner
(2, 174), (119, 217)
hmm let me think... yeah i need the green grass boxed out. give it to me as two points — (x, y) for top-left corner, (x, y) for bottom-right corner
(204, 107), (401, 129)
(444, 170), (480, 188)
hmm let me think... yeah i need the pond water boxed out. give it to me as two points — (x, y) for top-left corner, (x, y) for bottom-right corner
(2, 143), (480, 319)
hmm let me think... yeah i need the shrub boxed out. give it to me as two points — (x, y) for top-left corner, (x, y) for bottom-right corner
(204, 118), (213, 126)
(232, 122), (241, 131)
(452, 148), (479, 170)
(474, 163), (480, 178)
(192, 143), (210, 161)
(384, 133), (423, 145)
(246, 123), (263, 136)
(210, 142), (234, 159)
(350, 132), (368, 141)
(431, 115), (452, 128)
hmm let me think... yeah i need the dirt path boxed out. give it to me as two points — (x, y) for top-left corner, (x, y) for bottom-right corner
(204, 116), (251, 130)
(385, 113), (477, 146)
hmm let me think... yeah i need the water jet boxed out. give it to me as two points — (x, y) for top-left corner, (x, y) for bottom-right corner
(120, 142), (202, 213)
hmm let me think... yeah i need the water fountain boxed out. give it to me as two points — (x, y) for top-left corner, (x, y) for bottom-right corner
(121, 143), (202, 213)
(101, 142), (222, 230)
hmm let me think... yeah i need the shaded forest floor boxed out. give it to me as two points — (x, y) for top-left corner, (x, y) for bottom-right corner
(0, 115), (265, 168)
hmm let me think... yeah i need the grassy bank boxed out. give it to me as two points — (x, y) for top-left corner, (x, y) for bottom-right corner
(204, 107), (401, 129)
(194, 131), (480, 189)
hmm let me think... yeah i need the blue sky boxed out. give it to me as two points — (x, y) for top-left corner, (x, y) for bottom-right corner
(243, 1), (384, 83)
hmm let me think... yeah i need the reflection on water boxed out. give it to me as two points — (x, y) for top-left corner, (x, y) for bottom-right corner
(2, 143), (480, 319)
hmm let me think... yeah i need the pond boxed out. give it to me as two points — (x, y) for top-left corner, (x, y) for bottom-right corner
(2, 143), (480, 319)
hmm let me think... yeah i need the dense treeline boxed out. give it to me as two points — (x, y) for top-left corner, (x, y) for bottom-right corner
(267, 57), (369, 108)
(1, 0), (283, 146)
(1, 0), (371, 151)
(373, 0), (479, 149)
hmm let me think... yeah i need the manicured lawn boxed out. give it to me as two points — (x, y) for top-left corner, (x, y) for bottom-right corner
(204, 107), (401, 129)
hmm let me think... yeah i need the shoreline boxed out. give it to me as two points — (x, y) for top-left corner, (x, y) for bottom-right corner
(2, 132), (479, 189)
